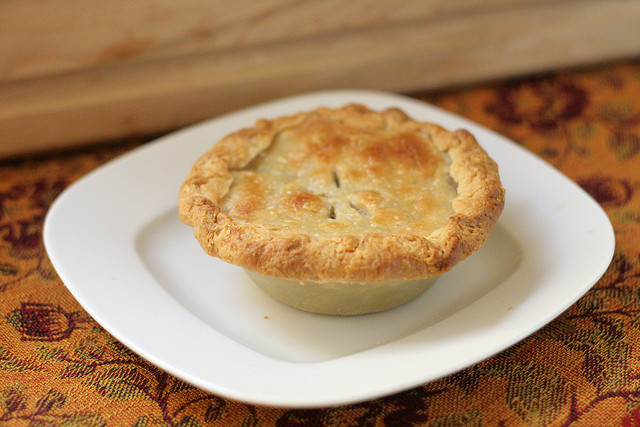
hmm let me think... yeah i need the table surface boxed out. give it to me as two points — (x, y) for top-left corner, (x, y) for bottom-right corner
(1, 60), (639, 426)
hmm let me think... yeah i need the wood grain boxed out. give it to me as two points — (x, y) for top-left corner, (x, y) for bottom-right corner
(0, 0), (542, 82)
(1, 0), (639, 158)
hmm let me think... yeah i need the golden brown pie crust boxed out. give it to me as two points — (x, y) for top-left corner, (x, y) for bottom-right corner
(179, 104), (505, 283)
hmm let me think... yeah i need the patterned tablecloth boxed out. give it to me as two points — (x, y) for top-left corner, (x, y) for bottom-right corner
(1, 60), (639, 426)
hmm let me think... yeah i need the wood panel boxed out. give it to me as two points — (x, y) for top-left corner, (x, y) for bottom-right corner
(1, 0), (639, 158)
(0, 0), (542, 82)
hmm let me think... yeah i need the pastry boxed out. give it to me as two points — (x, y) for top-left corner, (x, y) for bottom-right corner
(179, 104), (505, 315)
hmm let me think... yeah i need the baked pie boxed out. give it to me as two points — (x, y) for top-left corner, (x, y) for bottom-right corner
(179, 104), (505, 315)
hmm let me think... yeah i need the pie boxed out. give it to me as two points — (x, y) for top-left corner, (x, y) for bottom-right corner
(179, 104), (505, 315)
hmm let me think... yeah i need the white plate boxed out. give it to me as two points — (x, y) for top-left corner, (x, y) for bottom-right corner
(44, 90), (615, 408)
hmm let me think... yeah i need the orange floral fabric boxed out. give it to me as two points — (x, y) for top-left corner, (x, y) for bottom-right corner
(1, 60), (639, 426)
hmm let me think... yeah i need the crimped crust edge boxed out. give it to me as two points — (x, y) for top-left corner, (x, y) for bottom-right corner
(179, 105), (505, 283)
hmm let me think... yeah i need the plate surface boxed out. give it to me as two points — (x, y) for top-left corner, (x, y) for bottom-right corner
(44, 90), (615, 407)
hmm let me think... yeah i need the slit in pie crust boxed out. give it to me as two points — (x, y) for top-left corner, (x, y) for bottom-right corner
(179, 104), (505, 315)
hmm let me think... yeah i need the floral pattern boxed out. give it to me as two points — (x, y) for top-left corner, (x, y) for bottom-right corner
(7, 303), (89, 342)
(1, 60), (639, 425)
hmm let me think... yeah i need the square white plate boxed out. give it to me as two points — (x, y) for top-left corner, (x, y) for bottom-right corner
(44, 90), (614, 407)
